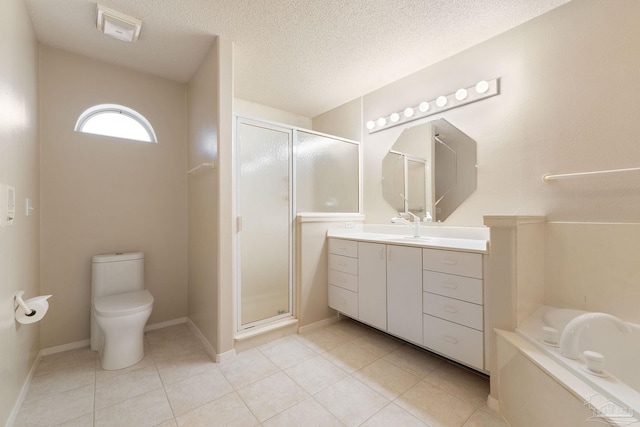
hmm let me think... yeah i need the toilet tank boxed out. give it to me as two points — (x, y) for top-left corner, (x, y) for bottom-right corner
(92, 252), (144, 298)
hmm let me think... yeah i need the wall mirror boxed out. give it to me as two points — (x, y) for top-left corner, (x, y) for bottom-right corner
(381, 118), (477, 222)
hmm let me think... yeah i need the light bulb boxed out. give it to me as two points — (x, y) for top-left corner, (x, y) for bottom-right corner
(436, 96), (448, 107)
(366, 120), (375, 130)
(377, 117), (387, 127)
(403, 107), (414, 118)
(418, 102), (430, 112)
(455, 88), (468, 101)
(390, 113), (400, 123)
(475, 80), (490, 94)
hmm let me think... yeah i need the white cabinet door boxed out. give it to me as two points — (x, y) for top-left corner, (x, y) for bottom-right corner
(387, 245), (423, 344)
(358, 242), (387, 330)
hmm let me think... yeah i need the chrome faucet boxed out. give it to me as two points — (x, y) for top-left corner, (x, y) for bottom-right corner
(559, 312), (632, 359)
(391, 211), (421, 237)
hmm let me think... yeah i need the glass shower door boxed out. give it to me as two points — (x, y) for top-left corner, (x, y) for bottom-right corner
(237, 119), (292, 329)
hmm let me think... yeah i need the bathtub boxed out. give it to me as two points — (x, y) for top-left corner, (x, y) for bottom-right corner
(500, 305), (640, 426)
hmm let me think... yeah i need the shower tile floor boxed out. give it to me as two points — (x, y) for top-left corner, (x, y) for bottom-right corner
(14, 318), (509, 427)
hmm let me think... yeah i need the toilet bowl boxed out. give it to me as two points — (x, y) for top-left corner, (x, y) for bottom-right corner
(92, 290), (153, 370)
(90, 252), (154, 370)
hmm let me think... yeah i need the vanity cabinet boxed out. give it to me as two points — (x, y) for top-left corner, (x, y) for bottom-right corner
(386, 245), (423, 345)
(328, 239), (359, 318)
(422, 248), (484, 370)
(357, 242), (387, 330)
(327, 237), (486, 372)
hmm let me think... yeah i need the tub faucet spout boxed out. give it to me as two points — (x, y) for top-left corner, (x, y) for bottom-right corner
(559, 312), (632, 360)
(391, 211), (421, 237)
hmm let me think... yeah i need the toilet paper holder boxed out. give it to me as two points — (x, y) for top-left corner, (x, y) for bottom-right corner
(15, 291), (52, 317)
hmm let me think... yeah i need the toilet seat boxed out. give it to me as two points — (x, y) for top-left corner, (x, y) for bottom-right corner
(93, 290), (153, 318)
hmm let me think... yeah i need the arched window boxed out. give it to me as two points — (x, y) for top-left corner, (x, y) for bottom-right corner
(74, 104), (157, 143)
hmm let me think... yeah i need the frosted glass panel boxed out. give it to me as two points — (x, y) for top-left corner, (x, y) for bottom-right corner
(296, 131), (359, 213)
(238, 122), (291, 326)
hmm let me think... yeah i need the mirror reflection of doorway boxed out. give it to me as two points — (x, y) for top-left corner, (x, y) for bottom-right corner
(236, 118), (292, 329)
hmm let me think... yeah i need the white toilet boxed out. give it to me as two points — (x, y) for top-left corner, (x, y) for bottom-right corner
(90, 252), (154, 370)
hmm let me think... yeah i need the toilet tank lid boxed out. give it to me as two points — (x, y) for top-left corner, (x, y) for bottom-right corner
(92, 252), (144, 263)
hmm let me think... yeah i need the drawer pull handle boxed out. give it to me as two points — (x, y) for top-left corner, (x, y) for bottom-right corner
(441, 260), (457, 265)
(339, 278), (346, 283)
(442, 283), (458, 290)
(339, 262), (347, 267)
(444, 336), (458, 344)
(443, 306), (458, 314)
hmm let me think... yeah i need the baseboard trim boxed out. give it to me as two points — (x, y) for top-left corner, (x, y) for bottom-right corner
(8, 351), (42, 427)
(297, 315), (339, 334)
(487, 395), (500, 412)
(40, 339), (91, 356)
(215, 348), (237, 363)
(185, 318), (228, 362)
(145, 317), (187, 332)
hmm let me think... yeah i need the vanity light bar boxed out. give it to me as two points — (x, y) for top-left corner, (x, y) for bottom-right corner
(367, 78), (500, 134)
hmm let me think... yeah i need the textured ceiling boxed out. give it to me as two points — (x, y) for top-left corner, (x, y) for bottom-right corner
(23, 0), (570, 118)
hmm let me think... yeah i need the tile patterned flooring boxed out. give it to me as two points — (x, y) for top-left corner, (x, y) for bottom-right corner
(14, 318), (509, 427)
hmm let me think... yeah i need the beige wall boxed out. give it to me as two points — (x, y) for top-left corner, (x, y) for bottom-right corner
(545, 222), (640, 324)
(0, 0), (40, 424)
(359, 0), (640, 226)
(39, 47), (188, 348)
(187, 42), (220, 353)
(312, 97), (362, 142)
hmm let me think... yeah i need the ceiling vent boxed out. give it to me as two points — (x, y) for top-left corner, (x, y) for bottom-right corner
(96, 4), (142, 43)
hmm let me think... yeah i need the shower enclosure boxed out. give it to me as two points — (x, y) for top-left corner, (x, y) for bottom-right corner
(235, 116), (360, 331)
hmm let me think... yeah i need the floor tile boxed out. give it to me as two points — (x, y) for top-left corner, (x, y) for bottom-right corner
(236, 371), (309, 422)
(352, 329), (403, 358)
(175, 392), (259, 427)
(324, 318), (372, 341)
(262, 397), (343, 427)
(424, 362), (490, 407)
(383, 344), (444, 378)
(54, 413), (94, 427)
(462, 408), (510, 427)
(321, 342), (379, 374)
(284, 354), (348, 394)
(218, 348), (279, 389)
(155, 348), (217, 385)
(35, 347), (96, 377)
(14, 384), (94, 427)
(148, 334), (204, 362)
(396, 380), (476, 427)
(259, 336), (318, 370)
(360, 402), (427, 427)
(314, 376), (389, 426)
(95, 364), (163, 410)
(352, 358), (421, 400)
(165, 369), (233, 415)
(94, 388), (174, 427)
(25, 363), (95, 402)
(294, 328), (349, 353)
(14, 319), (500, 427)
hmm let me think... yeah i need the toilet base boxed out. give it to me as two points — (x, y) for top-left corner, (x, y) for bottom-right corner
(93, 308), (151, 370)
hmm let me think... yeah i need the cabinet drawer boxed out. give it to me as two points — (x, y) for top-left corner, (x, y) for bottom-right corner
(329, 238), (358, 258)
(329, 254), (358, 275)
(328, 285), (358, 318)
(329, 269), (358, 292)
(423, 314), (483, 370)
(423, 293), (483, 330)
(422, 248), (482, 279)
(423, 270), (483, 304)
